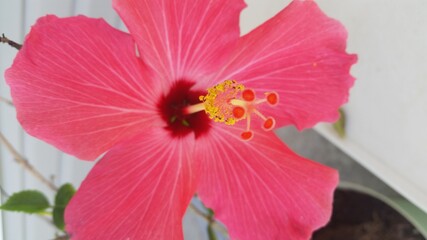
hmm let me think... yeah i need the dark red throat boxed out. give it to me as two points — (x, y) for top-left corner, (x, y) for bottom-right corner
(157, 80), (211, 138)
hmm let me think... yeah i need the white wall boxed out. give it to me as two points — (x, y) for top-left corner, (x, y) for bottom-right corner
(0, 1), (116, 239)
(314, 0), (427, 213)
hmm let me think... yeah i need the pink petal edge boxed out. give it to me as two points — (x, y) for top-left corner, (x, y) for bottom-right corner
(65, 128), (199, 240)
(195, 124), (338, 240)
(5, 15), (160, 160)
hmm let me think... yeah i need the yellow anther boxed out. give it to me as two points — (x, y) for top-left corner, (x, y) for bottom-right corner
(199, 80), (244, 125)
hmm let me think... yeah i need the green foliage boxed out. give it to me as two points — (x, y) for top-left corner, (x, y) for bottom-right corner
(53, 183), (76, 231)
(0, 190), (50, 214)
(333, 108), (346, 138)
(207, 208), (214, 218)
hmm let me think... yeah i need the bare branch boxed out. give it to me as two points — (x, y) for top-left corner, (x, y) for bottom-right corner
(0, 132), (58, 191)
(0, 184), (10, 198)
(51, 234), (69, 240)
(0, 96), (14, 106)
(1, 33), (22, 50)
(189, 203), (228, 237)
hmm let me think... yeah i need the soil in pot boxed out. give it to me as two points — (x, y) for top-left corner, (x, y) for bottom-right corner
(313, 189), (426, 240)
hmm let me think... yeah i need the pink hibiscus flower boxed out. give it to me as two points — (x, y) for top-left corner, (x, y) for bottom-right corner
(5, 0), (356, 239)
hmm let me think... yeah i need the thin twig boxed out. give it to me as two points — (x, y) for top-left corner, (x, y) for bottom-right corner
(0, 185), (10, 198)
(189, 203), (229, 237)
(0, 96), (14, 106)
(1, 33), (22, 50)
(0, 132), (58, 191)
(189, 203), (210, 221)
(38, 213), (57, 228)
(51, 234), (69, 240)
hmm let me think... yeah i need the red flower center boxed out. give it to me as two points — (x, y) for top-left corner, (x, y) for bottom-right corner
(158, 80), (211, 138)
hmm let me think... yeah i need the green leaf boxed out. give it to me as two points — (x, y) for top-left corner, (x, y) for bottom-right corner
(207, 208), (214, 218)
(333, 108), (346, 138)
(53, 183), (76, 231)
(0, 190), (50, 213)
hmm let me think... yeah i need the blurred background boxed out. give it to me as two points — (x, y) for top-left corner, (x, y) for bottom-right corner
(0, 0), (426, 239)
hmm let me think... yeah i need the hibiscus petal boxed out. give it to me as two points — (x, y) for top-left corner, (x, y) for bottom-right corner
(113, 0), (246, 84)
(214, 0), (357, 130)
(6, 15), (160, 160)
(195, 125), (338, 240)
(65, 129), (198, 239)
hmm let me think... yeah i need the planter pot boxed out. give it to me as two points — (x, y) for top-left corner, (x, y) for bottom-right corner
(314, 182), (427, 240)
